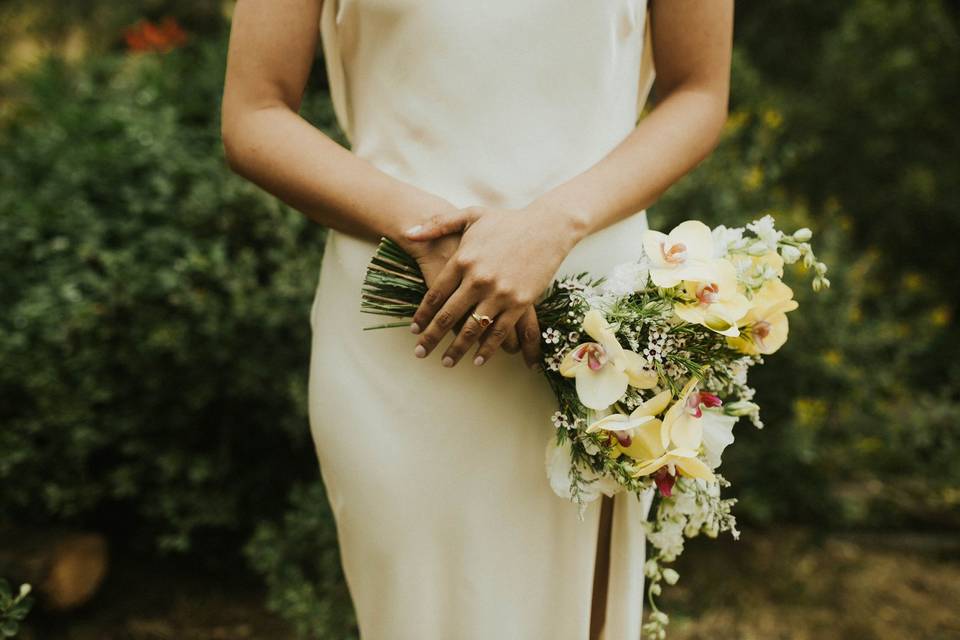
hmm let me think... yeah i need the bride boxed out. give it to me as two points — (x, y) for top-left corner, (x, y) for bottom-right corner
(221, 0), (733, 638)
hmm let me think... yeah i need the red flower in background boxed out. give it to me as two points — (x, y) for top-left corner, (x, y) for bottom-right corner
(124, 17), (188, 53)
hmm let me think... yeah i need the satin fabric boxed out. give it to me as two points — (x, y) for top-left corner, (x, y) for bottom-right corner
(309, 1), (657, 637)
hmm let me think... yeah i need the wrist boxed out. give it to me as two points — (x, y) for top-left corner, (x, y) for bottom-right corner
(386, 192), (457, 241)
(525, 194), (594, 251)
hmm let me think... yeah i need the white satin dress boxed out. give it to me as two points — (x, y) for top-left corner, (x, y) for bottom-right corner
(308, 1), (657, 638)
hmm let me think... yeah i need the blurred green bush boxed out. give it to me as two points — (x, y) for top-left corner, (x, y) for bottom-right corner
(0, 33), (335, 554)
(656, 88), (960, 528)
(0, 0), (957, 636)
(660, 0), (960, 530)
(245, 482), (356, 639)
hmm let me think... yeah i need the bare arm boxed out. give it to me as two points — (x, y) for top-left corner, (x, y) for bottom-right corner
(220, 0), (454, 242)
(221, 0), (535, 360)
(526, 0), (734, 235)
(403, 0), (735, 368)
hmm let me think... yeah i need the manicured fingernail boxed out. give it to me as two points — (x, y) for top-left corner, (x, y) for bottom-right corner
(414, 344), (426, 358)
(441, 356), (454, 367)
(410, 322), (421, 334)
(405, 224), (422, 236)
(474, 355), (485, 366)
(530, 362), (543, 372)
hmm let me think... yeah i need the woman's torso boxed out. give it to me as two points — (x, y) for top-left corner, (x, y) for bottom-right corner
(319, 0), (655, 277)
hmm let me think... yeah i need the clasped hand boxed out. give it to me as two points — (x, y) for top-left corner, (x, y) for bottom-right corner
(401, 203), (582, 369)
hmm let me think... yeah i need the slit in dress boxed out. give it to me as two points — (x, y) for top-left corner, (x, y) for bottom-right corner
(589, 493), (615, 640)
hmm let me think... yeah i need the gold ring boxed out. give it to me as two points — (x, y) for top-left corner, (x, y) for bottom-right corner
(470, 311), (493, 329)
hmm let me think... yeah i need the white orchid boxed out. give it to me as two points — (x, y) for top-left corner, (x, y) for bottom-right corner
(544, 437), (621, 502)
(700, 412), (738, 469)
(642, 220), (719, 288)
(559, 309), (657, 410)
(673, 258), (751, 337)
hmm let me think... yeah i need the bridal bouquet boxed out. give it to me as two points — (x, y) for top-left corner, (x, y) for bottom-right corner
(360, 215), (828, 639)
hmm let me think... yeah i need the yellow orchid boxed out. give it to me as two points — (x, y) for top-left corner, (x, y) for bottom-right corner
(728, 278), (799, 355)
(625, 376), (741, 484)
(642, 220), (718, 288)
(559, 309), (657, 410)
(658, 378), (738, 462)
(658, 377), (703, 450)
(631, 445), (715, 482)
(585, 389), (673, 452)
(616, 415), (714, 483)
(673, 258), (751, 337)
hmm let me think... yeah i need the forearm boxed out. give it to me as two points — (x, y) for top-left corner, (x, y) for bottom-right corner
(221, 104), (450, 242)
(527, 85), (728, 243)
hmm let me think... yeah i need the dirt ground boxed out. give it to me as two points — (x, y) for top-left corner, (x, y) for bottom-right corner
(661, 528), (960, 640)
(17, 527), (960, 640)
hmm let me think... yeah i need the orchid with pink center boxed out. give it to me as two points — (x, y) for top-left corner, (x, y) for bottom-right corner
(659, 378), (736, 459)
(585, 389), (673, 449)
(615, 377), (740, 482)
(728, 278), (799, 355)
(673, 258), (751, 336)
(642, 220), (719, 288)
(622, 418), (715, 483)
(559, 309), (657, 410)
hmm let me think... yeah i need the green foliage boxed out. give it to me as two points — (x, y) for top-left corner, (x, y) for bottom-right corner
(0, 580), (33, 638)
(784, 0), (960, 295)
(244, 482), (357, 640)
(0, 34), (336, 552)
(0, 0), (226, 52)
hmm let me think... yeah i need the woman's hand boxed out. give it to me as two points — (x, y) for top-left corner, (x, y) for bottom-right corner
(395, 232), (461, 292)
(402, 202), (586, 368)
(391, 200), (524, 354)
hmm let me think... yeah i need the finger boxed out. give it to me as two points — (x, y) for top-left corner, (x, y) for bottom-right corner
(440, 302), (500, 367)
(473, 307), (526, 367)
(517, 306), (542, 369)
(501, 325), (521, 354)
(410, 258), (462, 336)
(403, 206), (482, 241)
(414, 286), (476, 361)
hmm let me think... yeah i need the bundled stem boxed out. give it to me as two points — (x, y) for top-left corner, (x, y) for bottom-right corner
(359, 237), (592, 330)
(360, 238), (429, 329)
